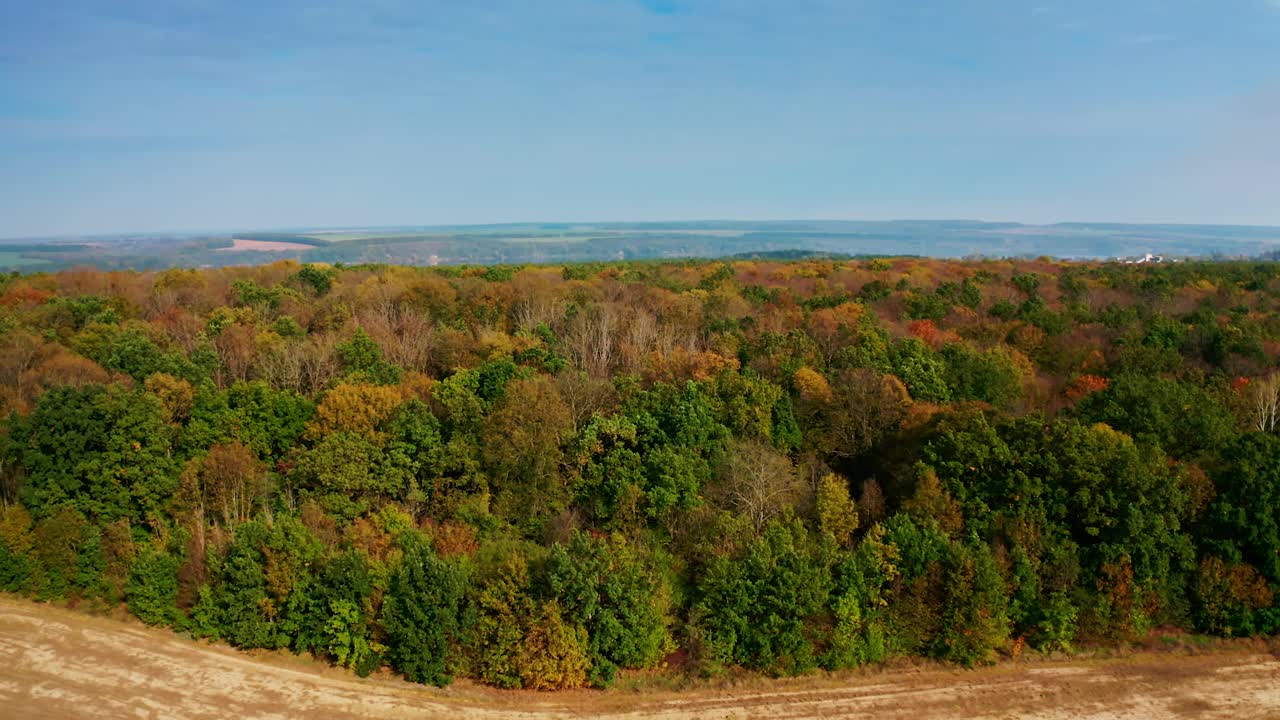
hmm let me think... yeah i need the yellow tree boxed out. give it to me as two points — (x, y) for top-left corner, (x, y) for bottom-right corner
(816, 473), (859, 547)
(305, 382), (404, 442)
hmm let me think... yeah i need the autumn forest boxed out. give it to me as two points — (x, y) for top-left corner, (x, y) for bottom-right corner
(1, 257), (1278, 689)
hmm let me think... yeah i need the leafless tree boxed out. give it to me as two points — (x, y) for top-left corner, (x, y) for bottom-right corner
(1252, 372), (1280, 433)
(0, 331), (43, 408)
(622, 308), (659, 371)
(510, 269), (567, 331)
(859, 478), (887, 526)
(719, 439), (804, 532)
(565, 303), (618, 376)
(256, 341), (306, 393)
(213, 324), (256, 386)
(298, 333), (340, 395)
(358, 302), (435, 372)
(200, 442), (269, 527)
(553, 370), (618, 432)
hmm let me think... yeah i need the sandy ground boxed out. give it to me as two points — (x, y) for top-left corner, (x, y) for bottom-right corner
(2, 595), (1278, 719)
(219, 239), (315, 252)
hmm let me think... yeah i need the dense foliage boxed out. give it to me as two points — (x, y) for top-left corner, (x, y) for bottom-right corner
(1, 257), (1279, 688)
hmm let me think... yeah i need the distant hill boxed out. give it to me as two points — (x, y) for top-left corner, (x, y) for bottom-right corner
(1, 220), (1278, 272)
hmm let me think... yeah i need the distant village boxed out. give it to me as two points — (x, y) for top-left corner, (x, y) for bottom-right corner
(1118, 252), (1171, 264)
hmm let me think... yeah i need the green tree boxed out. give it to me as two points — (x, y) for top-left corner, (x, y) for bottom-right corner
(572, 393), (723, 526)
(337, 328), (402, 385)
(940, 343), (1023, 406)
(32, 505), (89, 598)
(382, 538), (468, 686)
(290, 265), (334, 296)
(694, 519), (830, 676)
(297, 551), (382, 675)
(15, 384), (178, 525)
(889, 339), (950, 403)
(924, 412), (1193, 638)
(127, 547), (180, 626)
(292, 432), (414, 521)
(931, 541), (1010, 665)
(877, 513), (951, 654)
(74, 323), (197, 383)
(1075, 373), (1234, 459)
(823, 524), (897, 669)
(1206, 433), (1280, 584)
(212, 520), (281, 649)
(543, 532), (671, 686)
(182, 382), (314, 462)
(709, 369), (784, 443)
(482, 375), (573, 522)
(472, 553), (537, 689)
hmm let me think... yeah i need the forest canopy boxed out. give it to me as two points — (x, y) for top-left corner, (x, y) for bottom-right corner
(1, 256), (1279, 688)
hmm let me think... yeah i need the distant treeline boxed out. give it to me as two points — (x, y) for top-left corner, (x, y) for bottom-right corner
(728, 249), (854, 260)
(5, 219), (1280, 274)
(0, 244), (92, 253)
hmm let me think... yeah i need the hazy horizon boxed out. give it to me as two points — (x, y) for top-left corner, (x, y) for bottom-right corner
(4, 1), (1280, 237)
(9, 216), (1280, 243)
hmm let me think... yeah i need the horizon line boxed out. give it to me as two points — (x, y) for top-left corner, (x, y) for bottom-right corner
(7, 217), (1280, 243)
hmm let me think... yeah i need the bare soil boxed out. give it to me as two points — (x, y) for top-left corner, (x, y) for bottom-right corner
(2, 595), (1278, 719)
(219, 239), (314, 252)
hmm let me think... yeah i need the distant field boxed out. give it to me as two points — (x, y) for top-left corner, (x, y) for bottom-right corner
(301, 232), (600, 246)
(0, 252), (52, 268)
(622, 229), (749, 237)
(300, 232), (432, 242)
(220, 238), (317, 252)
(495, 235), (596, 244)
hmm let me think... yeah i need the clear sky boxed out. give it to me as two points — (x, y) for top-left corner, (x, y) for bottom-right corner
(2, 1), (1279, 237)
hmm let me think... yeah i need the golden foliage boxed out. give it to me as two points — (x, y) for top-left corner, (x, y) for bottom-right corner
(816, 473), (859, 547)
(398, 371), (436, 403)
(144, 372), (195, 424)
(0, 504), (34, 557)
(904, 467), (963, 535)
(810, 302), (864, 335)
(643, 348), (740, 384)
(420, 519), (480, 558)
(516, 601), (590, 690)
(793, 366), (832, 403)
(305, 382), (404, 441)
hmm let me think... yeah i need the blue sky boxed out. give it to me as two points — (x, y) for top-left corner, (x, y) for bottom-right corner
(2, 0), (1279, 237)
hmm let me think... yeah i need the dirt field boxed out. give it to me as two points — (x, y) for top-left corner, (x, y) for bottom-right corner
(2, 596), (1278, 719)
(219, 238), (315, 252)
